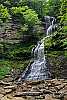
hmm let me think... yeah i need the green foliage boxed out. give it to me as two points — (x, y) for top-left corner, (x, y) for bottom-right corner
(0, 60), (30, 79)
(64, 51), (67, 58)
(10, 60), (30, 70)
(27, 0), (48, 17)
(62, 38), (67, 48)
(18, 0), (28, 6)
(47, 0), (61, 17)
(9, 46), (32, 60)
(27, 0), (61, 17)
(44, 32), (66, 50)
(0, 60), (11, 79)
(0, 42), (35, 60)
(11, 6), (28, 14)
(23, 9), (39, 26)
(43, 0), (67, 51)
(11, 6), (41, 37)
(20, 24), (28, 34)
(0, 4), (10, 22)
(11, 6), (39, 26)
(59, 0), (67, 33)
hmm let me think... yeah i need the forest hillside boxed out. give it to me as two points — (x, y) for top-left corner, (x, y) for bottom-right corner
(0, 0), (67, 79)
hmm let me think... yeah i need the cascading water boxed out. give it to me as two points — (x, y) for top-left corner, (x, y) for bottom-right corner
(25, 40), (49, 80)
(19, 16), (57, 81)
(46, 16), (57, 35)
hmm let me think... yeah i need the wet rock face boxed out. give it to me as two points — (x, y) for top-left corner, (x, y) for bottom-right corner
(0, 79), (67, 100)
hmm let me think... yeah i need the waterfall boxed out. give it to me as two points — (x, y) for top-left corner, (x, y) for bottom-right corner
(46, 16), (57, 35)
(18, 16), (57, 81)
(18, 39), (50, 81)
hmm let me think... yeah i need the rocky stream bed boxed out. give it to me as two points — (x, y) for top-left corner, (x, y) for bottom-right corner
(0, 75), (67, 100)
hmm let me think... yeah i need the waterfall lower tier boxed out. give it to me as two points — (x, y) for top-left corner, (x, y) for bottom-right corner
(19, 39), (50, 81)
(25, 59), (49, 80)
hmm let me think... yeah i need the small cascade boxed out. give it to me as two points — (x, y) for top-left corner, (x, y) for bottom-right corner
(33, 41), (44, 61)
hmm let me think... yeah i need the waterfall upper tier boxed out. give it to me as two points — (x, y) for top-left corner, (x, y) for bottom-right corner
(42, 16), (57, 35)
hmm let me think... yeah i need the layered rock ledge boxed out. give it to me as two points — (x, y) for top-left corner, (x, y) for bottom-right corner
(0, 79), (67, 100)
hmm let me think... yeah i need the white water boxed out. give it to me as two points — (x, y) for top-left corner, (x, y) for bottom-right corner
(25, 39), (49, 80)
(19, 16), (57, 81)
(46, 16), (57, 35)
